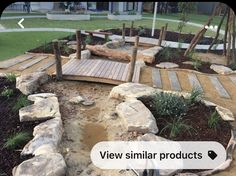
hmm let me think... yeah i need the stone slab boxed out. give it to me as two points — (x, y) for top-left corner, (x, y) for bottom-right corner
(168, 71), (181, 91)
(0, 54), (34, 69)
(17, 56), (48, 71)
(208, 76), (230, 99)
(187, 73), (203, 91)
(152, 68), (162, 88)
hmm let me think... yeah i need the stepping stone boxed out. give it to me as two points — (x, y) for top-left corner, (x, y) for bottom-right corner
(168, 71), (181, 91)
(152, 68), (162, 88)
(36, 60), (55, 72)
(0, 54), (34, 69)
(208, 76), (230, 99)
(229, 76), (236, 86)
(187, 73), (203, 91)
(17, 56), (48, 71)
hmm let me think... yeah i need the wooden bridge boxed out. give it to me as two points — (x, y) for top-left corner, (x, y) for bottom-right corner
(61, 58), (141, 85)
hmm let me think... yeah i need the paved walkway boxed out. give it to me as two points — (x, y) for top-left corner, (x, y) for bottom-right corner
(0, 24), (5, 29)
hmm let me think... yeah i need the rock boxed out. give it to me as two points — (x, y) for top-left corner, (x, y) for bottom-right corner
(82, 100), (95, 106)
(19, 96), (60, 122)
(69, 49), (91, 60)
(156, 62), (179, 69)
(137, 133), (168, 141)
(68, 45), (77, 50)
(12, 153), (66, 176)
(16, 72), (49, 95)
(201, 100), (216, 107)
(109, 83), (158, 100)
(210, 64), (233, 74)
(21, 118), (63, 156)
(140, 46), (162, 63)
(116, 99), (158, 134)
(216, 106), (235, 121)
(0, 73), (6, 77)
(105, 39), (125, 49)
(28, 93), (56, 102)
(69, 95), (85, 104)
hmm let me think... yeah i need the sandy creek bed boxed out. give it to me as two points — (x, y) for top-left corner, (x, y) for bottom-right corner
(39, 80), (137, 176)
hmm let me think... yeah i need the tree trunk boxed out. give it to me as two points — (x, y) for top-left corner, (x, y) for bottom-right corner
(223, 9), (230, 56)
(208, 8), (228, 52)
(226, 10), (233, 65)
(232, 10), (236, 63)
(184, 3), (219, 56)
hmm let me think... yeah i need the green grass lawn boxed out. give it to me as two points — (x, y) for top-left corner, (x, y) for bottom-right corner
(0, 31), (71, 61)
(0, 17), (219, 37)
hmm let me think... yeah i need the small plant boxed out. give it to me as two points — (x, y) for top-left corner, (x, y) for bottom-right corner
(192, 59), (202, 71)
(3, 132), (31, 150)
(158, 46), (181, 61)
(153, 92), (188, 118)
(62, 45), (71, 55)
(137, 26), (146, 36)
(187, 87), (203, 104)
(5, 73), (16, 82)
(13, 95), (31, 111)
(85, 35), (92, 45)
(208, 111), (221, 130)
(1, 88), (14, 98)
(160, 118), (195, 138)
(113, 11), (120, 15)
(229, 63), (236, 70)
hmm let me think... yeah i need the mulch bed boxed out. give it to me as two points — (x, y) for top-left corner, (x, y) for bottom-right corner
(146, 48), (217, 74)
(0, 78), (42, 176)
(28, 34), (106, 56)
(138, 96), (231, 148)
(102, 28), (223, 45)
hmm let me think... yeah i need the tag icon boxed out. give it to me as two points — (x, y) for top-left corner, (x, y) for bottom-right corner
(208, 150), (217, 160)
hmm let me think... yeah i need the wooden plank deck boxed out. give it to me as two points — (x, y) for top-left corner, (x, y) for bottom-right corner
(61, 59), (141, 85)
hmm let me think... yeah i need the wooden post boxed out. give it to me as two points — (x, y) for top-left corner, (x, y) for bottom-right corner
(223, 9), (230, 56)
(52, 40), (62, 81)
(105, 34), (109, 41)
(76, 29), (81, 59)
(135, 36), (139, 47)
(162, 23), (168, 41)
(127, 46), (138, 82)
(122, 23), (125, 40)
(130, 21), (134, 37)
(158, 26), (165, 46)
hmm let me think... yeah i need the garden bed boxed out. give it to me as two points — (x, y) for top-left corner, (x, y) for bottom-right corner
(0, 77), (43, 175)
(147, 47), (217, 74)
(28, 34), (107, 56)
(102, 28), (223, 45)
(138, 93), (231, 149)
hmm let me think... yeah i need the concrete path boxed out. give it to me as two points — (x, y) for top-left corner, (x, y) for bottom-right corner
(0, 24), (5, 29)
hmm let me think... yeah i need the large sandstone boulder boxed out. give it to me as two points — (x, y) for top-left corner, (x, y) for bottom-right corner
(116, 99), (158, 134)
(139, 46), (162, 63)
(19, 96), (60, 122)
(210, 64), (233, 74)
(109, 83), (158, 100)
(104, 39), (125, 49)
(21, 118), (63, 156)
(69, 49), (91, 60)
(16, 72), (49, 95)
(12, 153), (66, 176)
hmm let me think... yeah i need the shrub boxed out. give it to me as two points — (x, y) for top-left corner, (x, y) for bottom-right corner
(3, 132), (31, 150)
(13, 95), (31, 111)
(187, 87), (203, 104)
(160, 118), (195, 138)
(5, 73), (16, 82)
(113, 11), (120, 15)
(192, 59), (202, 71)
(158, 46), (181, 61)
(85, 35), (92, 45)
(128, 11), (136, 15)
(229, 63), (236, 70)
(208, 111), (221, 130)
(153, 92), (188, 118)
(1, 88), (14, 98)
(137, 26), (146, 36)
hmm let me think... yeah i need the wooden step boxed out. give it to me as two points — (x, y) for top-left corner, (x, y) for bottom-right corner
(187, 73), (203, 91)
(17, 56), (48, 71)
(36, 60), (55, 72)
(0, 54), (34, 69)
(208, 76), (230, 99)
(152, 68), (162, 88)
(167, 71), (181, 91)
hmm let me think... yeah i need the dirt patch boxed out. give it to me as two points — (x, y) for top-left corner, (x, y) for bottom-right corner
(0, 78), (42, 176)
(82, 123), (108, 151)
(102, 28), (223, 45)
(28, 34), (107, 56)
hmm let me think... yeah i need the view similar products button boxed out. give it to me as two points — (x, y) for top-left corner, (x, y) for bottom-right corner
(90, 141), (226, 169)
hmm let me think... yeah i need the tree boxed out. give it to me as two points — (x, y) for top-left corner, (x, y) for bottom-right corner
(184, 3), (219, 56)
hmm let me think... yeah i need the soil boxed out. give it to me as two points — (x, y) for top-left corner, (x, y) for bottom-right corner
(146, 48), (217, 74)
(28, 34), (107, 56)
(0, 78), (43, 176)
(102, 28), (223, 45)
(138, 95), (231, 149)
